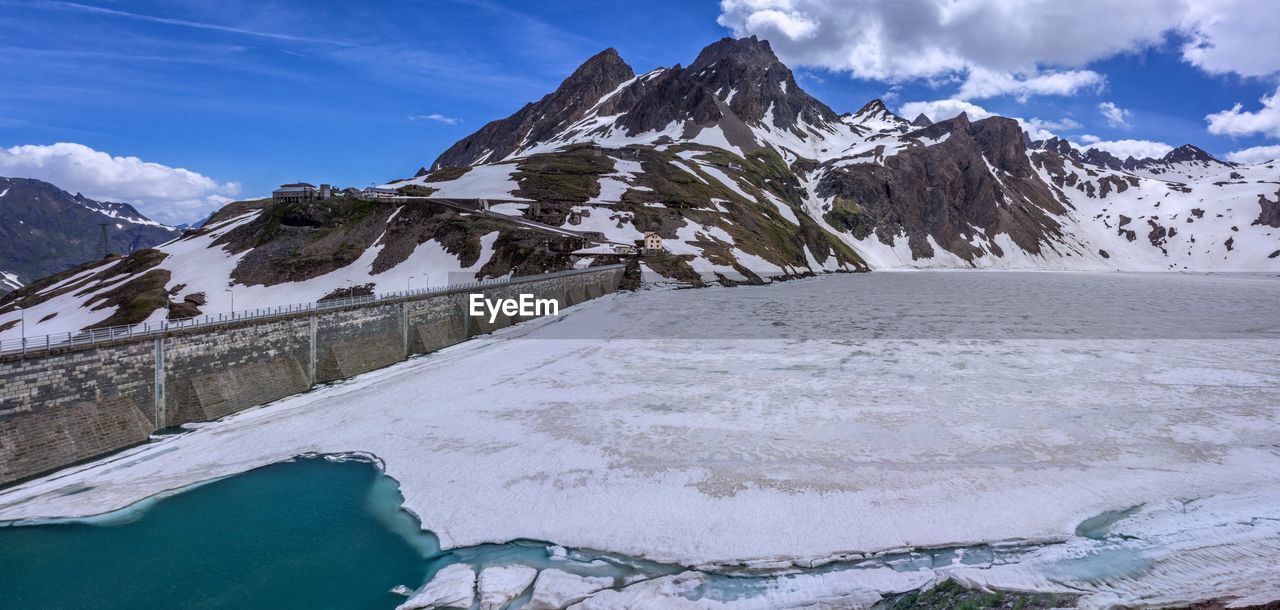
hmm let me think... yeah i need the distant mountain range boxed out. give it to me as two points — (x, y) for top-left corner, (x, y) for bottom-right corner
(399, 36), (1278, 273)
(0, 176), (179, 294)
(1, 36), (1278, 339)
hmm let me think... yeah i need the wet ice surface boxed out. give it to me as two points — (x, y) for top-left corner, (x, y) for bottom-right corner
(2, 272), (1279, 608)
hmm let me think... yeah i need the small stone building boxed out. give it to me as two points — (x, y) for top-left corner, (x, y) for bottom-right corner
(272, 183), (318, 203)
(361, 187), (398, 200)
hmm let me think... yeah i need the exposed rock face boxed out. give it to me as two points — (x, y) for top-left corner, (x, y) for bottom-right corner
(818, 115), (1065, 260)
(431, 48), (636, 169)
(432, 37), (842, 169)
(1162, 144), (1219, 164)
(1036, 140), (1239, 181)
(1040, 137), (1080, 160)
(1256, 189), (1280, 228)
(0, 176), (179, 293)
(910, 113), (933, 127)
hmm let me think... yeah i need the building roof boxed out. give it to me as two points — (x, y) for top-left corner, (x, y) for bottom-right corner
(279, 182), (317, 189)
(273, 186), (315, 194)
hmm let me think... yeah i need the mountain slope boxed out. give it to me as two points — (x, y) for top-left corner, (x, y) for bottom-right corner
(3, 36), (1277, 340)
(0, 176), (180, 294)
(0, 194), (602, 339)
(393, 36), (1279, 274)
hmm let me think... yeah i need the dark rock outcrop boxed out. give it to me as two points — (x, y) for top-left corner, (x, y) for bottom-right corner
(431, 48), (636, 169)
(1255, 189), (1280, 228)
(432, 37), (844, 169)
(817, 115), (1065, 260)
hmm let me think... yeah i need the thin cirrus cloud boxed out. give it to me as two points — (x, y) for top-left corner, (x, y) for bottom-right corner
(45, 1), (355, 47)
(0, 142), (240, 225)
(410, 114), (462, 126)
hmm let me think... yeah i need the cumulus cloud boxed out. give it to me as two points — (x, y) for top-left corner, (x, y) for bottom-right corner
(1179, 0), (1280, 78)
(1079, 139), (1174, 160)
(1018, 117), (1082, 141)
(897, 99), (1081, 141)
(718, 0), (1280, 97)
(719, 0), (1183, 81)
(0, 142), (240, 225)
(898, 99), (994, 122)
(1079, 134), (1102, 144)
(1225, 144), (1280, 164)
(1098, 102), (1131, 127)
(410, 113), (462, 126)
(1205, 86), (1280, 138)
(956, 68), (1105, 102)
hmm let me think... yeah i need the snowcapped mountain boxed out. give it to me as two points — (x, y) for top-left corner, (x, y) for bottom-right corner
(2, 36), (1278, 339)
(394, 36), (1280, 274)
(0, 176), (180, 295)
(1037, 139), (1242, 183)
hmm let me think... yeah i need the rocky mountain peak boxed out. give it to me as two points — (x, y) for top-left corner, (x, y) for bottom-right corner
(1039, 137), (1079, 158)
(689, 36), (779, 72)
(431, 48), (635, 168)
(910, 113), (933, 127)
(853, 99), (889, 117)
(568, 47), (632, 85)
(1161, 144), (1224, 165)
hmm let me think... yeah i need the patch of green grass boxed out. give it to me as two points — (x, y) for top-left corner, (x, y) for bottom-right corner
(511, 145), (615, 203)
(395, 184), (438, 197)
(421, 166), (471, 182)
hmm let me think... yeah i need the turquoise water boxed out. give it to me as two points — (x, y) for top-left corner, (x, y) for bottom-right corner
(0, 457), (436, 610)
(0, 456), (1143, 609)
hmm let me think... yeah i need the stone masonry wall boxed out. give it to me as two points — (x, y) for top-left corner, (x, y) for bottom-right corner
(0, 340), (156, 483)
(162, 316), (312, 427)
(0, 265), (624, 486)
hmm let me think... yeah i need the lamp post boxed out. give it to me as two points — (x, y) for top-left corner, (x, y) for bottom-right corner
(16, 306), (24, 352)
(407, 275), (415, 292)
(225, 287), (234, 313)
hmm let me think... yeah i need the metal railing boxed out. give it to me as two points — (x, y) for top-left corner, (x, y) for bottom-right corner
(0, 265), (624, 358)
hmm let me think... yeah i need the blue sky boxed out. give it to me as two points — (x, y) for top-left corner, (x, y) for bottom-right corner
(1, 0), (1279, 224)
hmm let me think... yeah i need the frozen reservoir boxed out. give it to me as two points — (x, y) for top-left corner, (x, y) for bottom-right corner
(1, 272), (1278, 607)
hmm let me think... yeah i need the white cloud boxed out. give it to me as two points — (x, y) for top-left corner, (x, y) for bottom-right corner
(718, 0), (1280, 94)
(410, 113), (462, 126)
(1225, 144), (1280, 164)
(898, 99), (994, 122)
(0, 142), (239, 225)
(897, 99), (1081, 141)
(1205, 86), (1280, 138)
(1098, 102), (1131, 127)
(957, 67), (1105, 102)
(1079, 139), (1174, 160)
(1018, 117), (1082, 141)
(1179, 0), (1280, 78)
(1079, 134), (1102, 144)
(743, 8), (819, 39)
